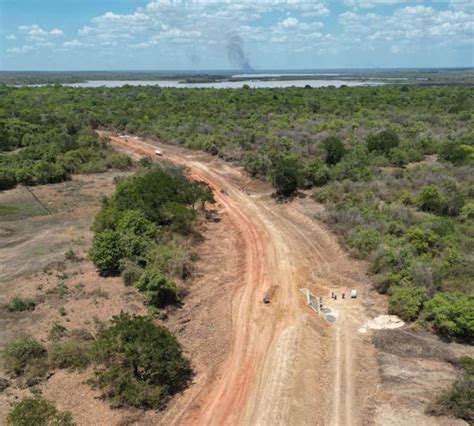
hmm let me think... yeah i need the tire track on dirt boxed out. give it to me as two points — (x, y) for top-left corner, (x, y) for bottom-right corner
(108, 134), (369, 426)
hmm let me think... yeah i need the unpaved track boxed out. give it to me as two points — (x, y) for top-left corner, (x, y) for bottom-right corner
(108, 135), (379, 425)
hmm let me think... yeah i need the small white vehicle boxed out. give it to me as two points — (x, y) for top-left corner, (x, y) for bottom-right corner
(154, 150), (163, 156)
(351, 289), (357, 299)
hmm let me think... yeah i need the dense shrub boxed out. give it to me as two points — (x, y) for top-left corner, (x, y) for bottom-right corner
(439, 140), (470, 164)
(366, 130), (400, 154)
(49, 336), (93, 371)
(111, 168), (206, 226)
(270, 154), (302, 196)
(418, 185), (448, 215)
(89, 230), (123, 275)
(7, 297), (36, 312)
(135, 267), (179, 308)
(7, 397), (73, 426)
(2, 336), (46, 376)
(405, 227), (440, 255)
(388, 286), (427, 321)
(347, 226), (381, 255)
(322, 136), (345, 165)
(303, 158), (330, 187)
(91, 313), (191, 409)
(89, 168), (208, 309)
(388, 147), (409, 166)
(120, 259), (144, 285)
(423, 292), (474, 343)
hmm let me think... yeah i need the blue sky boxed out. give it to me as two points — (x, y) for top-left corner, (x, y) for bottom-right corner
(1, 0), (473, 71)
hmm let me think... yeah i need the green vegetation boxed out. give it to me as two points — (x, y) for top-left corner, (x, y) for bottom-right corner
(0, 205), (20, 216)
(388, 286), (427, 322)
(1, 316), (188, 412)
(6, 297), (36, 312)
(428, 356), (474, 422)
(89, 167), (212, 310)
(2, 336), (46, 376)
(0, 87), (131, 190)
(7, 397), (74, 426)
(423, 293), (474, 343)
(47, 322), (68, 342)
(49, 332), (94, 371)
(90, 312), (191, 409)
(1, 84), (472, 342)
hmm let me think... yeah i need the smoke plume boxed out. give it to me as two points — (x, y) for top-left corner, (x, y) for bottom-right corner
(226, 34), (253, 73)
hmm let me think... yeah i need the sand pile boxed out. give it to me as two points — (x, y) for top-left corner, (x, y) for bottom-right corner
(359, 315), (404, 333)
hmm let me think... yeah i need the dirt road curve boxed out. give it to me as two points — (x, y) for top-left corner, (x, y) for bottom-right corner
(108, 135), (381, 426)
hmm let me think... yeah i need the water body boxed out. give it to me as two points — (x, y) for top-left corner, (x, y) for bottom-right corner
(58, 79), (384, 89)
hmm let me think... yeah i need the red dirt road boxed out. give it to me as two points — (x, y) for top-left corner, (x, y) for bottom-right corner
(108, 135), (381, 425)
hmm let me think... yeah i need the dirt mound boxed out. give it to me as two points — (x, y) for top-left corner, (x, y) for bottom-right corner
(359, 315), (405, 333)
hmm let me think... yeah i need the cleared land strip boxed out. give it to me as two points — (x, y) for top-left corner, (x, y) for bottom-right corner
(108, 134), (369, 426)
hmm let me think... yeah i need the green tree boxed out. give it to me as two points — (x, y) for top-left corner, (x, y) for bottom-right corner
(89, 230), (123, 275)
(134, 266), (179, 308)
(367, 130), (400, 154)
(270, 154), (302, 196)
(423, 292), (474, 343)
(322, 136), (345, 165)
(418, 185), (448, 215)
(439, 140), (470, 164)
(0, 169), (16, 190)
(389, 286), (427, 321)
(91, 313), (192, 409)
(303, 158), (330, 187)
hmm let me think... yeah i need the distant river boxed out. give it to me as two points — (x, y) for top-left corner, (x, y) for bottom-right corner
(55, 79), (384, 89)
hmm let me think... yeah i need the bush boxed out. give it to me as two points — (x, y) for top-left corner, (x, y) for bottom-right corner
(2, 336), (46, 376)
(388, 286), (427, 321)
(105, 152), (132, 170)
(418, 185), (448, 215)
(367, 130), (400, 154)
(389, 147), (409, 166)
(91, 313), (192, 409)
(7, 297), (36, 312)
(270, 154), (302, 196)
(374, 272), (402, 294)
(0, 169), (16, 190)
(423, 292), (474, 343)
(7, 397), (74, 426)
(303, 158), (330, 187)
(64, 248), (80, 262)
(48, 322), (68, 342)
(427, 356), (474, 422)
(120, 259), (143, 286)
(49, 337), (93, 371)
(134, 266), (179, 308)
(439, 140), (470, 164)
(89, 230), (123, 275)
(347, 227), (381, 256)
(322, 136), (345, 165)
(405, 226), (440, 255)
(459, 202), (474, 221)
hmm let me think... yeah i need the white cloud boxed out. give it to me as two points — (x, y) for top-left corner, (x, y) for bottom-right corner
(62, 40), (83, 48)
(280, 17), (299, 29)
(339, 5), (473, 53)
(449, 0), (474, 13)
(18, 24), (64, 42)
(344, 0), (421, 9)
(6, 34), (16, 40)
(7, 45), (35, 55)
